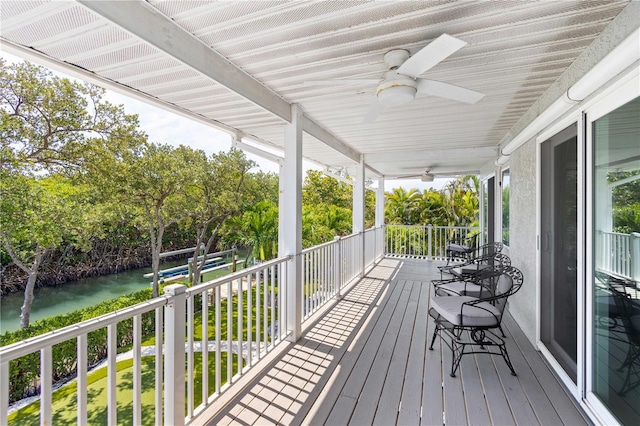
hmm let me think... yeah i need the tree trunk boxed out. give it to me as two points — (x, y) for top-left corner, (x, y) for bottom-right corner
(20, 249), (44, 329)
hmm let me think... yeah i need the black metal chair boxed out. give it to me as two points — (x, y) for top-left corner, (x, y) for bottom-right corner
(428, 265), (524, 377)
(433, 256), (511, 298)
(445, 233), (479, 264)
(438, 242), (504, 280)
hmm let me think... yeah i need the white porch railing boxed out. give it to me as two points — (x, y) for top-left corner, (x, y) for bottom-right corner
(0, 227), (386, 425)
(301, 226), (384, 322)
(385, 224), (479, 260)
(597, 231), (640, 283)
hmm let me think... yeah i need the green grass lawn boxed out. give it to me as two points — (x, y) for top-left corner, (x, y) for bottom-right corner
(8, 353), (235, 426)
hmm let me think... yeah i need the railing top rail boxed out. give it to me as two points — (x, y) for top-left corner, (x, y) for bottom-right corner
(0, 296), (168, 361)
(187, 255), (290, 294)
(599, 230), (635, 237)
(386, 224), (479, 229)
(301, 239), (337, 254)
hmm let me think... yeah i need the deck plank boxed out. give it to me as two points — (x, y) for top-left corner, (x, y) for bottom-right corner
(397, 282), (430, 426)
(421, 307), (444, 426)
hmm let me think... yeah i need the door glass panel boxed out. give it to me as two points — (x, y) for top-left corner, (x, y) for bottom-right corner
(502, 170), (510, 246)
(592, 96), (640, 425)
(541, 124), (578, 382)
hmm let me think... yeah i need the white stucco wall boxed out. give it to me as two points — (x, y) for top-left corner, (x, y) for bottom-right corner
(506, 138), (538, 345)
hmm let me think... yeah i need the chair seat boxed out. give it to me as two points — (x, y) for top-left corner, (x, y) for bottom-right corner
(447, 243), (470, 253)
(436, 281), (486, 298)
(430, 296), (502, 327)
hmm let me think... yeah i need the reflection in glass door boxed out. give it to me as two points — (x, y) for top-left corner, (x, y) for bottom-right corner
(592, 96), (640, 425)
(541, 124), (578, 383)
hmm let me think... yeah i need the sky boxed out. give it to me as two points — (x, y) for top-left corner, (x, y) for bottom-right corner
(1, 50), (447, 191)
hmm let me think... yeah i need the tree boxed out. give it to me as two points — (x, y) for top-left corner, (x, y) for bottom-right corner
(302, 170), (352, 209)
(0, 59), (144, 175)
(0, 174), (93, 328)
(385, 188), (422, 224)
(184, 148), (255, 285)
(223, 200), (279, 263)
(0, 59), (145, 327)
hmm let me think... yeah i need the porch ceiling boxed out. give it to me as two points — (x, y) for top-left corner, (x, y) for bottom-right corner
(0, 0), (632, 179)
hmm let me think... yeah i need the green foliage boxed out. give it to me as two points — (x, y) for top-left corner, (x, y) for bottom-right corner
(222, 200), (279, 262)
(384, 175), (480, 227)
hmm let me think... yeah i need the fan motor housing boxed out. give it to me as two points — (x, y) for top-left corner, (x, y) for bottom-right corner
(376, 71), (417, 107)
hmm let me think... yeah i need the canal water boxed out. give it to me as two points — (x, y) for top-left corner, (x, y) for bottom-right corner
(0, 255), (245, 335)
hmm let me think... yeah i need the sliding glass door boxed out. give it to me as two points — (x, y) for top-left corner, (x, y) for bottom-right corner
(540, 124), (579, 383)
(591, 96), (640, 425)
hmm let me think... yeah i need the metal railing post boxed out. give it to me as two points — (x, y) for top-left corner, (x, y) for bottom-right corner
(164, 284), (187, 426)
(427, 225), (433, 260)
(631, 233), (640, 282)
(334, 236), (343, 299)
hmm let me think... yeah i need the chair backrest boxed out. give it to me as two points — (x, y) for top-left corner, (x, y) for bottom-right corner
(492, 265), (523, 313)
(476, 242), (503, 257)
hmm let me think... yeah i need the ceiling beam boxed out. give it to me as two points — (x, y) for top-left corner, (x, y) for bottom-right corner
(77, 0), (292, 123)
(363, 146), (498, 164)
(302, 115), (361, 163)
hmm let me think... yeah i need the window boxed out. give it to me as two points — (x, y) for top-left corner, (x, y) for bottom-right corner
(501, 169), (510, 246)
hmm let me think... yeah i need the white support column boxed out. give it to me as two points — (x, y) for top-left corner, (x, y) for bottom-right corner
(353, 156), (365, 234)
(375, 177), (385, 228)
(278, 159), (286, 257)
(353, 157), (366, 276)
(283, 104), (303, 342)
(164, 284), (187, 426)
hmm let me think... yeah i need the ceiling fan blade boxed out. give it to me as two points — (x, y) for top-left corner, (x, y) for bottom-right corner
(416, 79), (484, 104)
(363, 99), (385, 123)
(303, 79), (379, 86)
(396, 34), (467, 78)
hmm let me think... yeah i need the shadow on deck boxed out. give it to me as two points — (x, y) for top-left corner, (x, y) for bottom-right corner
(196, 258), (589, 425)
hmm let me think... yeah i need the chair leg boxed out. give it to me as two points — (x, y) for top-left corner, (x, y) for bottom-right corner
(450, 339), (464, 377)
(499, 342), (517, 376)
(429, 325), (439, 350)
(498, 324), (506, 338)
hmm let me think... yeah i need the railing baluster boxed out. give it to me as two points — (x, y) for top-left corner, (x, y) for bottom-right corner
(187, 296), (194, 418)
(215, 285), (221, 394)
(256, 271), (261, 362)
(263, 270), (268, 351)
(247, 273), (253, 367)
(270, 265), (276, 349)
(40, 346), (52, 426)
(202, 292), (209, 406)
(227, 280), (233, 383)
(133, 315), (142, 426)
(237, 277), (243, 375)
(77, 334), (87, 425)
(107, 323), (117, 426)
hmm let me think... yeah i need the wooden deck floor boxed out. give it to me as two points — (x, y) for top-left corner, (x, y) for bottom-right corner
(199, 258), (589, 426)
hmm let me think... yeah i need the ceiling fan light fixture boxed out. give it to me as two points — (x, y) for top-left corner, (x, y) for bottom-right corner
(377, 85), (416, 107)
(421, 173), (434, 182)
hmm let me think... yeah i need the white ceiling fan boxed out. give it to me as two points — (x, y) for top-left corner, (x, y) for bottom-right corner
(305, 34), (484, 122)
(392, 168), (480, 182)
